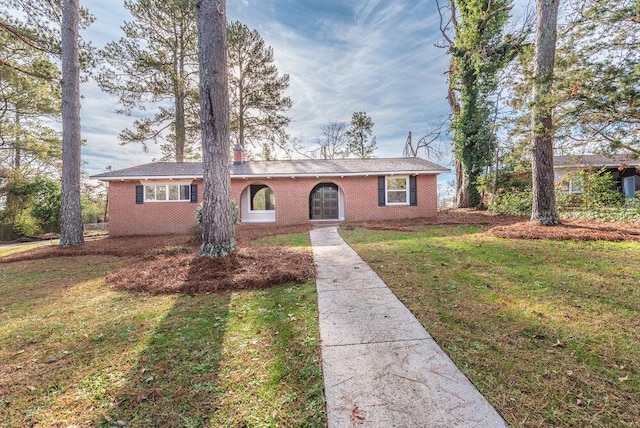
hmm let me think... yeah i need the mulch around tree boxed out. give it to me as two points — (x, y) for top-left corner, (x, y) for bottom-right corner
(108, 246), (314, 294)
(486, 218), (640, 241)
(3, 211), (639, 294)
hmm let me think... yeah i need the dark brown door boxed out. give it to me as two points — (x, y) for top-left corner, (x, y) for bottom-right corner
(310, 184), (339, 220)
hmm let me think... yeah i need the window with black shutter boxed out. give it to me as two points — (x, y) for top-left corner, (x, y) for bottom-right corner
(135, 185), (144, 204)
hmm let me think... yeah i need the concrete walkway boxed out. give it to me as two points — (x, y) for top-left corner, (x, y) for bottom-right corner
(310, 226), (506, 428)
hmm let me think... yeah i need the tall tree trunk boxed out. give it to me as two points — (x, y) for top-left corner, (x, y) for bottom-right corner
(174, 91), (186, 162)
(14, 114), (21, 170)
(173, 38), (186, 162)
(196, 0), (236, 258)
(455, 159), (472, 208)
(446, 50), (471, 208)
(59, 0), (84, 247)
(238, 71), (245, 151)
(531, 0), (560, 225)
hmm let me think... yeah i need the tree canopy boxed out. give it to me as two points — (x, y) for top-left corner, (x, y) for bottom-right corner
(346, 112), (377, 158)
(96, 0), (200, 162)
(227, 20), (292, 159)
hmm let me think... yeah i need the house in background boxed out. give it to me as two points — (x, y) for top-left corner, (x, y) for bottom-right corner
(92, 149), (449, 236)
(554, 154), (640, 198)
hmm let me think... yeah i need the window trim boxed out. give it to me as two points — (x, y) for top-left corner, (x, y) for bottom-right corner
(385, 176), (410, 206)
(143, 183), (191, 202)
(247, 184), (275, 213)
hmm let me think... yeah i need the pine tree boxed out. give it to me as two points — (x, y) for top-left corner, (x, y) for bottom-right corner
(346, 112), (377, 158)
(556, 0), (639, 155)
(59, 0), (84, 246)
(96, 0), (200, 162)
(227, 21), (292, 159)
(196, 0), (236, 258)
(530, 0), (560, 225)
(0, 21), (61, 177)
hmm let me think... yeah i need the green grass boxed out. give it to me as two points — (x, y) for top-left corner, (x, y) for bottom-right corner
(0, 236), (324, 427)
(341, 225), (639, 428)
(0, 242), (56, 257)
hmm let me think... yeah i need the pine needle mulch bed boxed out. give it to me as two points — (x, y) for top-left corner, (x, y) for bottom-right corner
(1, 224), (315, 294)
(108, 247), (314, 294)
(487, 218), (640, 242)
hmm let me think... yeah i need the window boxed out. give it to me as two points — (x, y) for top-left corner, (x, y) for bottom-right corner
(386, 176), (409, 205)
(249, 184), (275, 211)
(144, 184), (191, 202)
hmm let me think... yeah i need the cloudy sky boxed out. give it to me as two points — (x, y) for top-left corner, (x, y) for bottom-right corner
(78, 0), (530, 182)
(78, 0), (453, 177)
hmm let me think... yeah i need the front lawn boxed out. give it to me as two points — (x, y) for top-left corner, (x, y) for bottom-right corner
(0, 234), (324, 427)
(341, 225), (639, 427)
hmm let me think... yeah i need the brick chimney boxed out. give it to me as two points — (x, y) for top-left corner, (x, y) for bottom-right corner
(233, 145), (244, 163)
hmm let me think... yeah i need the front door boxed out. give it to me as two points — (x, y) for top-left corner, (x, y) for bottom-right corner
(310, 183), (339, 220)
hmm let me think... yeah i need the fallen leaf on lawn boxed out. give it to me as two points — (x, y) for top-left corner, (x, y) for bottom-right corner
(351, 406), (366, 423)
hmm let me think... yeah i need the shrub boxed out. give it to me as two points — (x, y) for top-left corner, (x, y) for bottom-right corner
(488, 189), (532, 216)
(13, 210), (42, 237)
(556, 168), (623, 209)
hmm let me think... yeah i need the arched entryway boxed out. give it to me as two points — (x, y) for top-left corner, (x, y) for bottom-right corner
(239, 183), (276, 223)
(309, 183), (343, 220)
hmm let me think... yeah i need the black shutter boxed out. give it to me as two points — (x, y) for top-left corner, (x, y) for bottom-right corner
(378, 176), (386, 206)
(135, 185), (144, 204)
(190, 184), (198, 203)
(409, 176), (417, 206)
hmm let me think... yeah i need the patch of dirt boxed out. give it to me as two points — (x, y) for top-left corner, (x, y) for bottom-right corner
(486, 218), (640, 241)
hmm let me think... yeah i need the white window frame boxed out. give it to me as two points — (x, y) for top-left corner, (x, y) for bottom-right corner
(385, 176), (409, 206)
(247, 184), (275, 213)
(144, 183), (191, 202)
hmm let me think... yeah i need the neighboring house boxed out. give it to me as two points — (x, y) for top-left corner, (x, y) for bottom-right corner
(554, 154), (640, 198)
(91, 149), (449, 236)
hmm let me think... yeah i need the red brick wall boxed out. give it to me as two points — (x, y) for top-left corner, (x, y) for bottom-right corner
(232, 174), (437, 225)
(107, 174), (439, 235)
(108, 181), (202, 236)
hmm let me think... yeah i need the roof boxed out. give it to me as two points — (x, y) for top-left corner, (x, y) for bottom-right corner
(555, 154), (640, 168)
(91, 157), (450, 181)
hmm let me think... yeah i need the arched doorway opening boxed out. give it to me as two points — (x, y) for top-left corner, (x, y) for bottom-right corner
(309, 183), (342, 220)
(239, 183), (276, 223)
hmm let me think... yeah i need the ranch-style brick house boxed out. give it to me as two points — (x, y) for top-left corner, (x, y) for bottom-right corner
(92, 151), (449, 236)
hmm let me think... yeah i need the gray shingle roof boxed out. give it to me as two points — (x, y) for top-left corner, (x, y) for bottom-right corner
(555, 154), (617, 167)
(555, 154), (640, 168)
(91, 157), (450, 180)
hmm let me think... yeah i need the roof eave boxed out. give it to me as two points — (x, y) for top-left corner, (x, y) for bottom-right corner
(92, 169), (451, 181)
